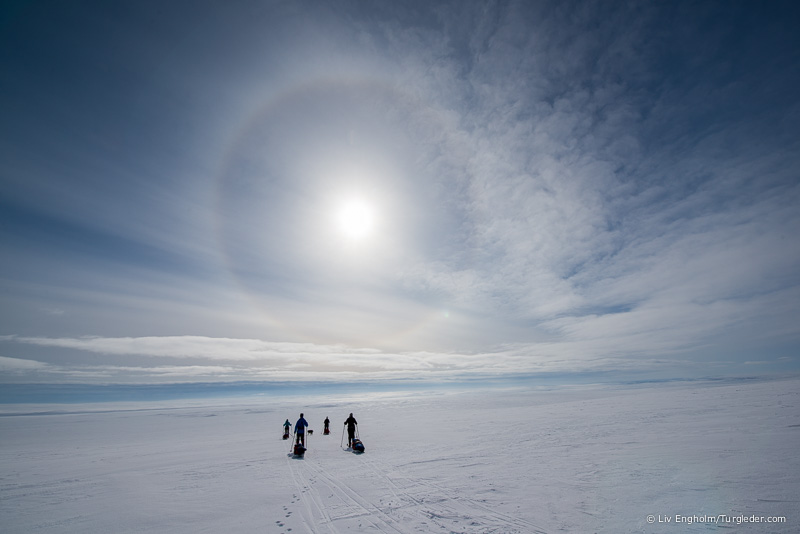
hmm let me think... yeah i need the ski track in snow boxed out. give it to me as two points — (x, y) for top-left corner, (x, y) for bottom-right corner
(285, 441), (546, 534)
(2, 377), (799, 533)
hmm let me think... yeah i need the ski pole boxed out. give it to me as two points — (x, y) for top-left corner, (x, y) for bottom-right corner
(340, 424), (345, 448)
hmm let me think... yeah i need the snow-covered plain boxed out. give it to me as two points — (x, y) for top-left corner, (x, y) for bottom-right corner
(2, 377), (798, 533)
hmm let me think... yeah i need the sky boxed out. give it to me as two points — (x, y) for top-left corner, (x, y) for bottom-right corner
(1, 0), (799, 389)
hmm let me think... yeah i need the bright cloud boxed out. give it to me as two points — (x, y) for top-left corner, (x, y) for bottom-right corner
(0, 356), (51, 372)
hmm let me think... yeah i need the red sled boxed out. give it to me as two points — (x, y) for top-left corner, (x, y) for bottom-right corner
(293, 443), (306, 456)
(282, 432), (290, 440)
(323, 428), (330, 435)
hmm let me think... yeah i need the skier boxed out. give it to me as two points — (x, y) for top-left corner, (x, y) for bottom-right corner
(283, 419), (291, 436)
(295, 413), (309, 446)
(344, 413), (358, 448)
(323, 417), (330, 434)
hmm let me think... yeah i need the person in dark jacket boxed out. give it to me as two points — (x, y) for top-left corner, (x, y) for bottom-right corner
(323, 417), (330, 434)
(344, 413), (358, 448)
(295, 413), (309, 446)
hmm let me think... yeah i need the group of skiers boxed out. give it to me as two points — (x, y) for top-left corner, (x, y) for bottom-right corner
(282, 413), (359, 448)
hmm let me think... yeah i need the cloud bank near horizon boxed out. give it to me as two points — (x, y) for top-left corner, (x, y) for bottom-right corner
(0, 333), (786, 385)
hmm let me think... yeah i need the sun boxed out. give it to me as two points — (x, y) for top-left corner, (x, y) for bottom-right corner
(336, 197), (375, 241)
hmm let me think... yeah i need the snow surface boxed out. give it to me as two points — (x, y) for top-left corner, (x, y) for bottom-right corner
(2, 377), (799, 533)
